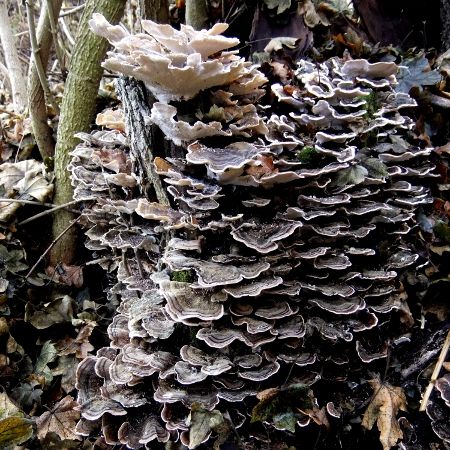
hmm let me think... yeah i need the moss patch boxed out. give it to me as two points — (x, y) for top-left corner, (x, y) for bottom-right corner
(296, 146), (317, 164)
(170, 270), (195, 283)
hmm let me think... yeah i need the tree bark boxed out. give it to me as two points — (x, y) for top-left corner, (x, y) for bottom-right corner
(139, 0), (169, 24)
(50, 0), (126, 266)
(0, 1), (27, 112)
(249, 4), (312, 56)
(185, 0), (208, 30)
(442, 0), (450, 51)
(116, 77), (170, 206)
(28, 0), (63, 160)
(352, 0), (441, 49)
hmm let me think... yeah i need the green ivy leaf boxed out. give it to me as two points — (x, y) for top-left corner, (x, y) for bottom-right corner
(334, 165), (368, 186)
(35, 341), (58, 385)
(187, 404), (224, 449)
(273, 410), (297, 432)
(360, 157), (388, 179)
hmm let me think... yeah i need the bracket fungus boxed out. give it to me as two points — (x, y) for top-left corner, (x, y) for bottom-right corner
(73, 17), (436, 449)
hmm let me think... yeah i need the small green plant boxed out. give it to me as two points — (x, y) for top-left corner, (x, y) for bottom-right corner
(170, 270), (195, 283)
(296, 146), (317, 163)
(359, 91), (379, 120)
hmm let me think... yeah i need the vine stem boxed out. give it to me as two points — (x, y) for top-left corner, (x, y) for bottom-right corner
(25, 216), (81, 280)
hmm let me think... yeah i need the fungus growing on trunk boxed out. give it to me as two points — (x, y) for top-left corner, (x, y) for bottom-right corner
(72, 16), (436, 449)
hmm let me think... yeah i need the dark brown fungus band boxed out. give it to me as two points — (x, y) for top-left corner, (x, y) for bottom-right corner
(71, 16), (436, 449)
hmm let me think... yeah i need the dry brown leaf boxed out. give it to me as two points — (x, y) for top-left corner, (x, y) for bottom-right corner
(298, 0), (330, 27)
(0, 392), (21, 419)
(55, 321), (96, 359)
(45, 264), (84, 288)
(35, 395), (81, 441)
(362, 379), (407, 450)
(270, 61), (290, 83)
(301, 406), (330, 429)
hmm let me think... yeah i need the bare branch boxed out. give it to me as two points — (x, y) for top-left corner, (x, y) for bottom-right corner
(0, 2), (28, 111)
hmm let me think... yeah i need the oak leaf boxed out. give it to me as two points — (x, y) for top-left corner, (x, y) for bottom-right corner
(35, 396), (81, 441)
(362, 379), (407, 450)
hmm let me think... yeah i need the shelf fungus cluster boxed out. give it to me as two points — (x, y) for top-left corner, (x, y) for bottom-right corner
(74, 16), (436, 449)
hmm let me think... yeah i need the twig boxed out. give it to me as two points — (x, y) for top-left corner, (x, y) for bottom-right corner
(25, 0), (60, 114)
(44, 0), (66, 73)
(14, 30), (29, 38)
(58, 17), (75, 47)
(25, 216), (81, 280)
(59, 4), (85, 17)
(0, 198), (57, 207)
(17, 199), (84, 226)
(419, 328), (450, 411)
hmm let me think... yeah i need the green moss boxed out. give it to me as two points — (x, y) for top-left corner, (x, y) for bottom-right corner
(296, 146), (317, 164)
(170, 270), (195, 283)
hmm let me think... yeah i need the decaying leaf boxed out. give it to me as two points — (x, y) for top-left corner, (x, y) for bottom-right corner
(10, 382), (43, 411)
(45, 264), (84, 288)
(273, 411), (297, 432)
(35, 396), (81, 441)
(301, 406), (330, 429)
(25, 295), (74, 329)
(34, 340), (58, 385)
(0, 160), (53, 221)
(264, 37), (298, 53)
(55, 321), (96, 359)
(263, 0), (291, 14)
(334, 165), (368, 186)
(0, 245), (28, 276)
(251, 383), (313, 432)
(52, 355), (79, 393)
(187, 403), (225, 449)
(0, 392), (21, 419)
(396, 54), (441, 93)
(362, 379), (407, 450)
(298, 0), (331, 28)
(360, 157), (389, 179)
(0, 416), (33, 448)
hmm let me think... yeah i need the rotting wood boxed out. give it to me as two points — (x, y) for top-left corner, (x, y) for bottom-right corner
(116, 77), (170, 207)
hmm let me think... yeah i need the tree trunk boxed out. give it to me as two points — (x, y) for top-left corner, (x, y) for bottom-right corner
(249, 3), (312, 56)
(139, 0), (169, 24)
(442, 0), (450, 51)
(185, 0), (208, 30)
(0, 1), (27, 112)
(50, 0), (126, 267)
(352, 0), (441, 49)
(28, 0), (63, 160)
